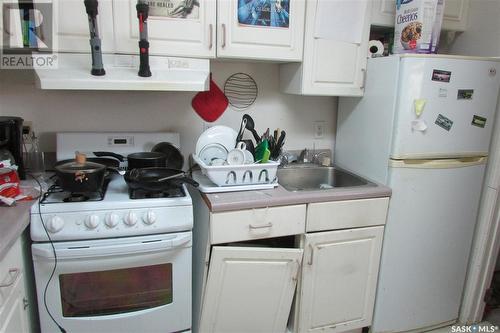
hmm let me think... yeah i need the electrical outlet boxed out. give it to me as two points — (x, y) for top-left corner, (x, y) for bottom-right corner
(313, 121), (325, 139)
(23, 121), (33, 136)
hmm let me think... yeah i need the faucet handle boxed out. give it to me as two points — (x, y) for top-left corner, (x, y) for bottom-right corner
(299, 148), (311, 163)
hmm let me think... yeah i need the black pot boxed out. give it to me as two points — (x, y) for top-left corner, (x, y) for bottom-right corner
(94, 151), (167, 169)
(55, 159), (107, 193)
(124, 167), (199, 192)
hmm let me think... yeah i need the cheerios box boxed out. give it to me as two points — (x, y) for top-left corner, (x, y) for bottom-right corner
(393, 0), (444, 54)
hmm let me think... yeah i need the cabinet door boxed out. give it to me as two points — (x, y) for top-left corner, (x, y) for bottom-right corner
(51, 0), (114, 53)
(297, 226), (384, 332)
(200, 246), (303, 333)
(370, 0), (469, 31)
(303, 0), (371, 96)
(0, 274), (29, 333)
(217, 0), (305, 61)
(113, 0), (216, 58)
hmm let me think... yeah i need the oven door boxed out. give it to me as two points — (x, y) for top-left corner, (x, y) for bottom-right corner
(32, 232), (191, 333)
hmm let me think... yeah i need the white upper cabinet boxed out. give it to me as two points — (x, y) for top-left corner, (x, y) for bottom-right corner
(370, 0), (470, 31)
(53, 0), (305, 61)
(52, 0), (114, 53)
(217, 0), (306, 61)
(113, 0), (216, 58)
(280, 0), (371, 96)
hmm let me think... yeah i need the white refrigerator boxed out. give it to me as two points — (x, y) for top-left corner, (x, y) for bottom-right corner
(335, 55), (500, 332)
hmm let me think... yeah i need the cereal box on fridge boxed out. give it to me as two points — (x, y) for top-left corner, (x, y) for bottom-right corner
(393, 0), (444, 54)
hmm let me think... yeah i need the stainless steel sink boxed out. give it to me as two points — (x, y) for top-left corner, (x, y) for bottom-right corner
(277, 165), (374, 191)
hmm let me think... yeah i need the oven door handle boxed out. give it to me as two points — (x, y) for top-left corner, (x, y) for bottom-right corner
(32, 234), (192, 260)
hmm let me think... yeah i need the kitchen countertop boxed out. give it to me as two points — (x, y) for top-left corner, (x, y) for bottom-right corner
(201, 183), (392, 213)
(0, 200), (35, 259)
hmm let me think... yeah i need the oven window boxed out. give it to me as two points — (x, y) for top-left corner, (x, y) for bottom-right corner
(59, 263), (172, 317)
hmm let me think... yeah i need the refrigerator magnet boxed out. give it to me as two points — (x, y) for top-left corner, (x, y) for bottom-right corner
(432, 69), (451, 83)
(414, 99), (426, 117)
(435, 114), (453, 131)
(438, 88), (447, 98)
(472, 115), (487, 128)
(457, 89), (474, 100)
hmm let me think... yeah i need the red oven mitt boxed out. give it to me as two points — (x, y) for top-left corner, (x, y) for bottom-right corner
(192, 76), (228, 122)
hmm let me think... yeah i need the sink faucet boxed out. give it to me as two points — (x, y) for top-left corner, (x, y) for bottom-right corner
(312, 151), (330, 166)
(299, 148), (330, 166)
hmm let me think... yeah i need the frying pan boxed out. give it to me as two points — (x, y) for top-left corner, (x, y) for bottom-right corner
(93, 151), (167, 169)
(124, 167), (199, 192)
(151, 142), (184, 169)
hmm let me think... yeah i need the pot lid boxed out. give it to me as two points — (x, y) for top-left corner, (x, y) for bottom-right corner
(55, 153), (105, 173)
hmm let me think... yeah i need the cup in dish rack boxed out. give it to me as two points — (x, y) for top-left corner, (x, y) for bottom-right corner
(227, 142), (246, 165)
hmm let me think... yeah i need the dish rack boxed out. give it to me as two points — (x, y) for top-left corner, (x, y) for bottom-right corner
(192, 154), (279, 187)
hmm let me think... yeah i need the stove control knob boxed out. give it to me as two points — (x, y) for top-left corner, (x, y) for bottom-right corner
(124, 212), (138, 226)
(143, 210), (157, 225)
(46, 216), (64, 233)
(84, 215), (100, 229)
(105, 213), (120, 228)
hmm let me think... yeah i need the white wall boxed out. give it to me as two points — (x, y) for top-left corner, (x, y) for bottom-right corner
(448, 0), (500, 56)
(0, 61), (336, 161)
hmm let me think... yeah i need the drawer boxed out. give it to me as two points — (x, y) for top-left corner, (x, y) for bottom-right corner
(306, 197), (389, 232)
(210, 205), (306, 244)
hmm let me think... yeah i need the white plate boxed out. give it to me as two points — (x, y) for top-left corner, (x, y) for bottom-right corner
(195, 126), (238, 156)
(199, 143), (228, 165)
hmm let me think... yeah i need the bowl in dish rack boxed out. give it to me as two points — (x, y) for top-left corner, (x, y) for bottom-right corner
(195, 126), (238, 157)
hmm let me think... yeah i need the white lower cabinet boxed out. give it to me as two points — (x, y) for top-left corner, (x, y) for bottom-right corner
(0, 239), (29, 333)
(199, 246), (303, 333)
(291, 226), (384, 333)
(192, 190), (389, 333)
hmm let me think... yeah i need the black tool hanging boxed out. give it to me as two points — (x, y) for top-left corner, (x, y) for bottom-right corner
(83, 0), (106, 76)
(136, 0), (152, 77)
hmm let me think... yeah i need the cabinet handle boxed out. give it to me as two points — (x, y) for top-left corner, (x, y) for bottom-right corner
(360, 68), (367, 89)
(221, 23), (226, 48)
(307, 244), (314, 265)
(0, 268), (20, 288)
(23, 297), (29, 310)
(249, 222), (273, 230)
(208, 24), (213, 50)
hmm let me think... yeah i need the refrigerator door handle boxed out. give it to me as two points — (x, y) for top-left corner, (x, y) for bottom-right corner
(389, 157), (487, 169)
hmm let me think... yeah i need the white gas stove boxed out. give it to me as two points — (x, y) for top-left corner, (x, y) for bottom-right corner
(30, 132), (192, 242)
(30, 132), (193, 333)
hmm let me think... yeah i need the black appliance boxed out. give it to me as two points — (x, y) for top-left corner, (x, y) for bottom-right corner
(0, 117), (25, 179)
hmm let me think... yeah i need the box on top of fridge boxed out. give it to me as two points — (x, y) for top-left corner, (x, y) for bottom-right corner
(393, 0), (444, 54)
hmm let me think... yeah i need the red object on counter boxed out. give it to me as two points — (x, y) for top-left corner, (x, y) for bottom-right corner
(0, 170), (21, 198)
(191, 76), (229, 122)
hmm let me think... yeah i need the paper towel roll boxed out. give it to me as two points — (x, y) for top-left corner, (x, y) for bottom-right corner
(368, 40), (384, 57)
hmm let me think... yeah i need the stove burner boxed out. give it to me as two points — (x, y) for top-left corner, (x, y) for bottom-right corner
(40, 179), (110, 204)
(129, 186), (186, 199)
(63, 193), (90, 202)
